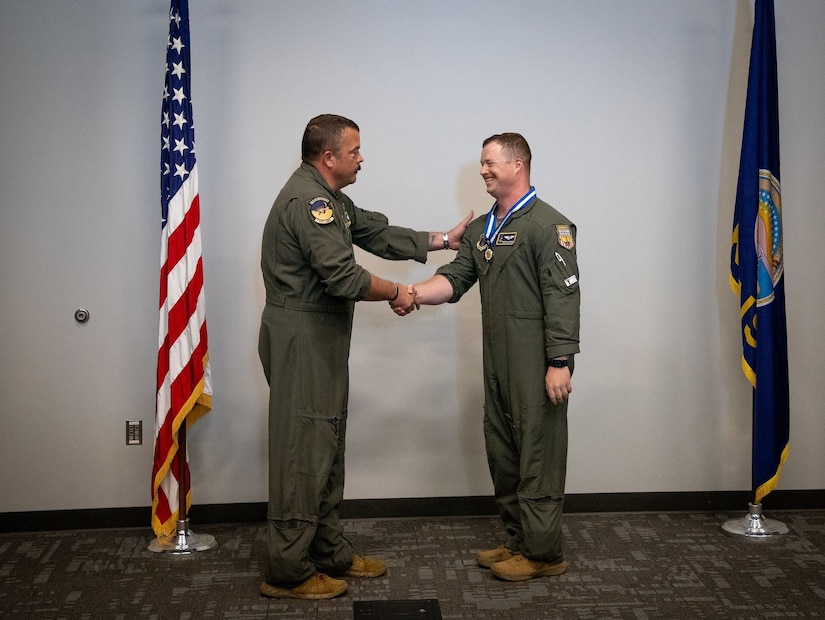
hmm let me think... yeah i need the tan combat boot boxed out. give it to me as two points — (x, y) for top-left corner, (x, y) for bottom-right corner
(343, 555), (387, 578)
(491, 554), (568, 581)
(476, 544), (516, 568)
(259, 572), (348, 599)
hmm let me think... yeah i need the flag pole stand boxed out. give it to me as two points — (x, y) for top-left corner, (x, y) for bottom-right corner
(148, 518), (217, 555)
(148, 423), (217, 555)
(722, 502), (788, 541)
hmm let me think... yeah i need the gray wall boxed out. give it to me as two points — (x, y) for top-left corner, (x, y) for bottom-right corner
(1, 0), (823, 513)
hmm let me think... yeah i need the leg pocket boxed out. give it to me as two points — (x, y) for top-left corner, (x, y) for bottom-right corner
(293, 411), (340, 515)
(297, 412), (340, 478)
(518, 403), (567, 498)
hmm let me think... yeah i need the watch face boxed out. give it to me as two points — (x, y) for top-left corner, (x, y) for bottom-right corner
(549, 359), (568, 368)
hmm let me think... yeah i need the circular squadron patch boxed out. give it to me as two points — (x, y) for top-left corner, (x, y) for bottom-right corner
(309, 197), (334, 224)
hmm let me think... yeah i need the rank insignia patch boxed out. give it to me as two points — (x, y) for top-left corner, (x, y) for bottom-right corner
(309, 197), (334, 224)
(556, 225), (574, 250)
(496, 232), (517, 246)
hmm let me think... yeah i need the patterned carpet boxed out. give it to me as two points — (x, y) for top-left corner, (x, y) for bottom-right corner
(0, 510), (823, 619)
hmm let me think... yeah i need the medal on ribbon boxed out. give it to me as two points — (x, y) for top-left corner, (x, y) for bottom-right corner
(479, 187), (536, 263)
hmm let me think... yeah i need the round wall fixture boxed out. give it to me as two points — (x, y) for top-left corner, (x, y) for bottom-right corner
(74, 308), (90, 323)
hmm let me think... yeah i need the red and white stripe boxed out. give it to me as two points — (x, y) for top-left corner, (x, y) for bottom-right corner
(152, 165), (212, 538)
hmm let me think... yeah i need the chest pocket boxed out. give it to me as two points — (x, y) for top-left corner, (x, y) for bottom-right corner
(471, 244), (491, 277)
(474, 230), (525, 276)
(330, 200), (352, 245)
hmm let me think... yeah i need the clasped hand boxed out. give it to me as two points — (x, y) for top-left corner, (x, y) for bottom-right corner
(389, 284), (419, 317)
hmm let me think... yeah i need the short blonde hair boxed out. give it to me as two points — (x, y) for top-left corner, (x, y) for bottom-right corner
(483, 133), (531, 172)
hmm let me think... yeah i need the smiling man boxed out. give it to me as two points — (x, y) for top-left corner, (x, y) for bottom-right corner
(408, 132), (581, 582)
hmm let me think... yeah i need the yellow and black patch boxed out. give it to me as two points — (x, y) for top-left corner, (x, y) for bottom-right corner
(309, 197), (334, 224)
(556, 225), (574, 250)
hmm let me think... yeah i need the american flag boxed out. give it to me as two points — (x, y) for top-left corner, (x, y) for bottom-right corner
(152, 0), (212, 538)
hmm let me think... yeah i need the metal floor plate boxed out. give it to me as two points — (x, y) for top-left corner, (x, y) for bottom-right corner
(353, 599), (442, 619)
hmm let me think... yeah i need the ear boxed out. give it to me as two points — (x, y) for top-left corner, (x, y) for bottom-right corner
(513, 157), (524, 173)
(320, 150), (336, 170)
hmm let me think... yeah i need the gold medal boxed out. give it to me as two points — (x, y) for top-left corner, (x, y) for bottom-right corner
(484, 248), (494, 262)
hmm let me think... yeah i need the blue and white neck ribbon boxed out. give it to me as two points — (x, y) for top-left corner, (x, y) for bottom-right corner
(481, 186), (536, 247)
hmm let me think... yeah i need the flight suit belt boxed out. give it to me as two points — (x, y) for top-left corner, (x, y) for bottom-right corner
(265, 293), (352, 313)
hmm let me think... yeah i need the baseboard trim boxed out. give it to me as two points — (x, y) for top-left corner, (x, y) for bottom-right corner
(1, 489), (822, 534)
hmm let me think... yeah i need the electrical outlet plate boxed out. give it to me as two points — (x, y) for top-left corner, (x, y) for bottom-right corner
(126, 420), (143, 445)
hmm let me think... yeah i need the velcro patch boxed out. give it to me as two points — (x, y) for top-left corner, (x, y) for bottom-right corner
(556, 225), (574, 249)
(310, 197), (334, 224)
(496, 232), (517, 246)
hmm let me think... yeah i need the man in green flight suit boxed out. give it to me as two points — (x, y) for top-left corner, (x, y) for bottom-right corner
(258, 114), (472, 599)
(408, 132), (580, 581)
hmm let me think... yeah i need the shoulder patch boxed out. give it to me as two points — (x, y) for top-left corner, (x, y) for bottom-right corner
(556, 225), (574, 250)
(309, 197), (334, 224)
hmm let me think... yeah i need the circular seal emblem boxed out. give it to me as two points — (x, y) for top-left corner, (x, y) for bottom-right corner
(755, 170), (782, 306)
(309, 197), (334, 224)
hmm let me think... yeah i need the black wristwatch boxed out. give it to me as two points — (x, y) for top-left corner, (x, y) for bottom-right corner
(548, 358), (569, 368)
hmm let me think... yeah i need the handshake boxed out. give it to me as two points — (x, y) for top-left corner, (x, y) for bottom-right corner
(388, 283), (420, 317)
(384, 274), (452, 316)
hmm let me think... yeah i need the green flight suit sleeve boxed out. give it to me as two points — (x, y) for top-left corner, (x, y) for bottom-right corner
(344, 197), (429, 264)
(540, 222), (580, 360)
(435, 218), (482, 302)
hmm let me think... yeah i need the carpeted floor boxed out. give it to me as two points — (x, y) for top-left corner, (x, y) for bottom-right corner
(0, 510), (823, 619)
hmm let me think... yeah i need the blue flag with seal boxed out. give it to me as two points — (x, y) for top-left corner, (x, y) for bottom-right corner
(729, 0), (789, 506)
